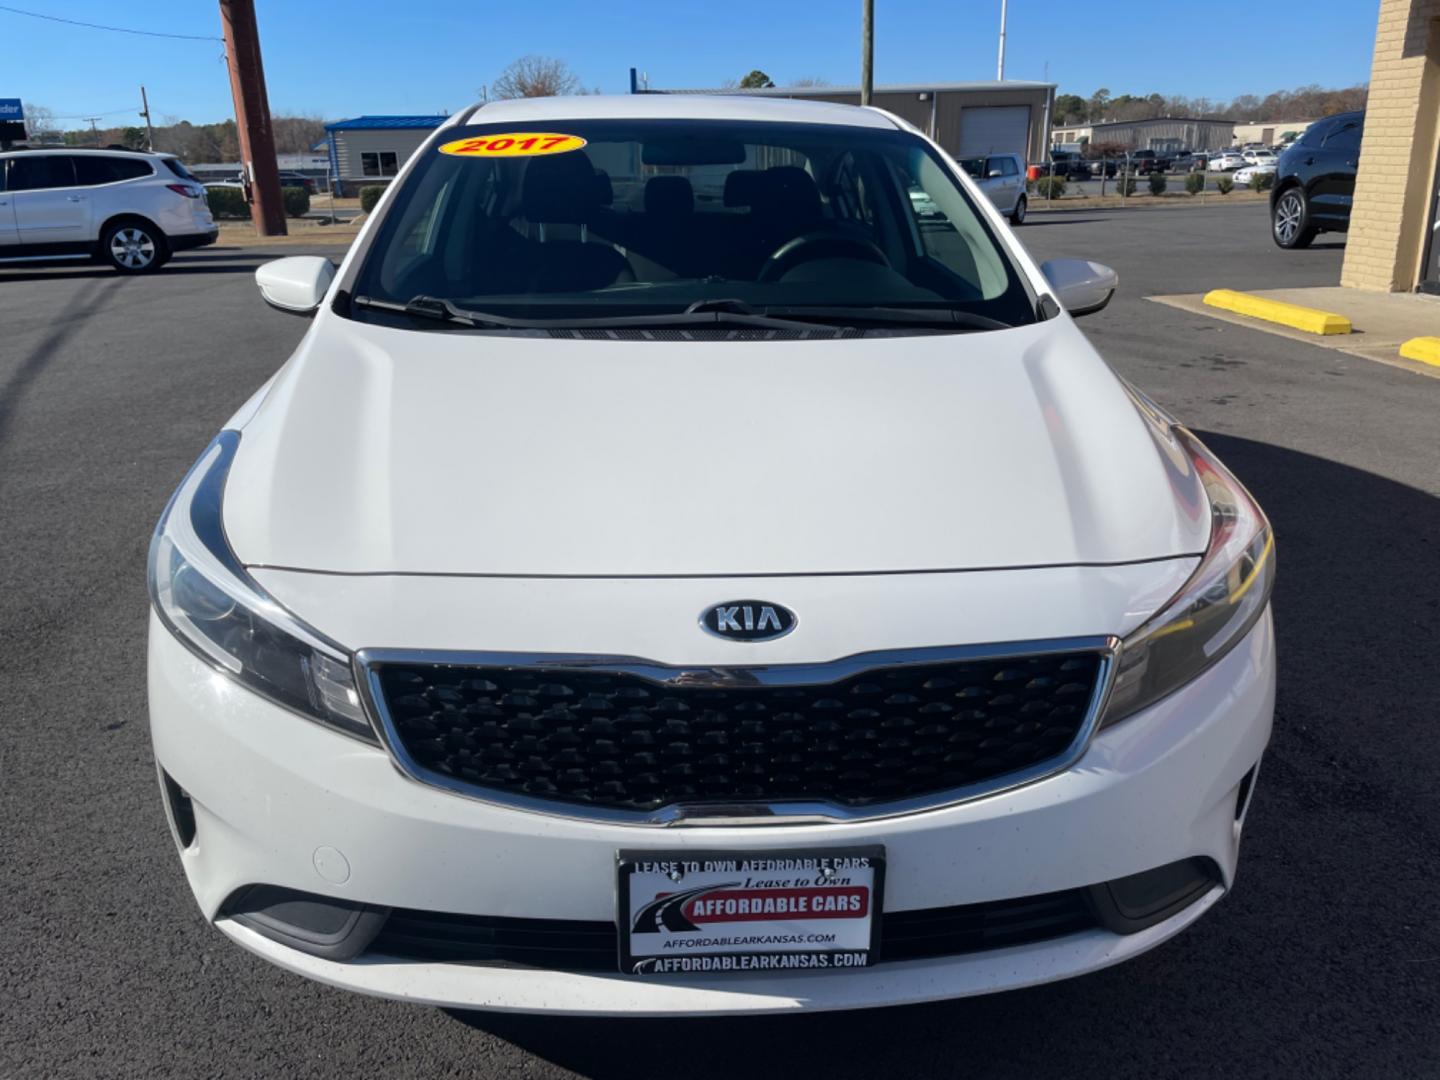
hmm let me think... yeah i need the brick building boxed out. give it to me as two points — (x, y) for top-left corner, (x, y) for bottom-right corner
(1341, 0), (1440, 293)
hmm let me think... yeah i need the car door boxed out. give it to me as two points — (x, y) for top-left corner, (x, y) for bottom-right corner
(981, 157), (1008, 211)
(8, 154), (92, 246)
(1307, 118), (1362, 228)
(0, 159), (19, 247)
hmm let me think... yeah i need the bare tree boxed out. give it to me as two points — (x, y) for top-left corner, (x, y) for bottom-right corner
(270, 113), (328, 156)
(491, 56), (583, 99)
(788, 76), (830, 88)
(21, 101), (59, 141)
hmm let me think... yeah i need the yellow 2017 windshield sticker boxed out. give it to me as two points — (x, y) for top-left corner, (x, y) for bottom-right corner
(439, 133), (587, 158)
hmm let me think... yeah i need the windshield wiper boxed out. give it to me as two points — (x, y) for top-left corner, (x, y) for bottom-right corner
(759, 305), (1013, 331)
(353, 294), (538, 329)
(354, 294), (838, 333)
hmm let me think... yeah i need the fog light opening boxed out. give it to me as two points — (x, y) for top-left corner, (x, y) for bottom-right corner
(160, 769), (197, 849)
(1234, 762), (1259, 823)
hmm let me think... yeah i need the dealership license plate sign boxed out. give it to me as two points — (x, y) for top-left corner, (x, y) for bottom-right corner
(617, 848), (884, 976)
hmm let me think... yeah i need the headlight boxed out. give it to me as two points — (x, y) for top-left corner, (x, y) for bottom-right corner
(1100, 428), (1275, 727)
(147, 431), (375, 742)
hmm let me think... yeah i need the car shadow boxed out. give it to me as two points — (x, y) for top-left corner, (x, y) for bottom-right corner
(0, 255), (272, 283)
(1018, 216), (1105, 227)
(441, 431), (1440, 1078)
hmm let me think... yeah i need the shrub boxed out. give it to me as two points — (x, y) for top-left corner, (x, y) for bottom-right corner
(281, 186), (310, 218)
(205, 185), (248, 219)
(1114, 177), (1136, 197)
(1147, 172), (1167, 196)
(1033, 175), (1066, 199)
(1249, 171), (1276, 193)
(1185, 171), (1206, 195)
(359, 185), (385, 213)
(1216, 176), (1235, 195)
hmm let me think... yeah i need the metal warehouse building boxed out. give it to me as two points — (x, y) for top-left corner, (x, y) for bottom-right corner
(653, 82), (1056, 163)
(324, 115), (447, 195)
(1049, 117), (1236, 152)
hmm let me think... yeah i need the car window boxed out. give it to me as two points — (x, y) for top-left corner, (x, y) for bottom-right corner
(999, 157), (1018, 176)
(957, 157), (984, 179)
(74, 155), (153, 185)
(1322, 122), (1361, 152)
(163, 158), (197, 181)
(7, 154), (77, 191)
(351, 118), (1038, 330)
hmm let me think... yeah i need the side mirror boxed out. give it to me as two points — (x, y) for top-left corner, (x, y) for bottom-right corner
(255, 256), (335, 316)
(1040, 259), (1118, 318)
(987, 168), (1005, 178)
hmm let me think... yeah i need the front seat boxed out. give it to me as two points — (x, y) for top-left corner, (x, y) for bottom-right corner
(520, 152), (635, 292)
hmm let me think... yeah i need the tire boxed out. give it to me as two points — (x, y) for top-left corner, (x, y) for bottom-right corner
(1010, 195), (1027, 225)
(1271, 187), (1317, 250)
(100, 219), (168, 274)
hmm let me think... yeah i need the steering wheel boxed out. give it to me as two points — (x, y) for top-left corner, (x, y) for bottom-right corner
(756, 231), (890, 283)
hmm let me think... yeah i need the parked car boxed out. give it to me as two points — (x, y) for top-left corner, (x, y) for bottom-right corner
(1233, 163), (1277, 187)
(1208, 150), (1246, 172)
(1087, 156), (1120, 178)
(1125, 150), (1161, 175)
(1271, 110), (1364, 249)
(957, 152), (1027, 224)
(149, 93), (1275, 1016)
(228, 170), (318, 195)
(1241, 150), (1277, 168)
(277, 171), (318, 195)
(0, 147), (217, 272)
(1168, 151), (1203, 174)
(1041, 149), (1089, 180)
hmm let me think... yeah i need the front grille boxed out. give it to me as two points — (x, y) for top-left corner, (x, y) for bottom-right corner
(367, 890), (1097, 971)
(370, 650), (1104, 815)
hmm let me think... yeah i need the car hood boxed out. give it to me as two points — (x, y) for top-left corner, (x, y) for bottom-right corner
(223, 312), (1210, 576)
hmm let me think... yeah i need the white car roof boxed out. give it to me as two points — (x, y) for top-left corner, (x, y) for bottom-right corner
(462, 93), (901, 130)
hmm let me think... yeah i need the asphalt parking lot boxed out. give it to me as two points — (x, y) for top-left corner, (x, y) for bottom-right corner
(3, 202), (1438, 1078)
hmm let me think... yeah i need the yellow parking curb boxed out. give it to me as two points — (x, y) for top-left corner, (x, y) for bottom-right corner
(1202, 289), (1352, 335)
(1399, 337), (1440, 367)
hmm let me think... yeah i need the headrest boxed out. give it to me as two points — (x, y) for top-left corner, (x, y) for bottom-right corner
(521, 151), (602, 225)
(645, 175), (694, 216)
(751, 166), (823, 226)
(723, 169), (762, 207)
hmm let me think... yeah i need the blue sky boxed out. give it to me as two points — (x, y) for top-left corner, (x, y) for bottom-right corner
(5, 0), (1380, 129)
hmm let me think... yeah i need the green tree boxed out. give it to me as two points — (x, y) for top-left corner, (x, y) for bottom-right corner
(1053, 94), (1087, 123)
(119, 126), (148, 150)
(739, 70), (775, 89)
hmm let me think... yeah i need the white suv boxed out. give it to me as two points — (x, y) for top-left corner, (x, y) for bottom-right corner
(0, 148), (217, 273)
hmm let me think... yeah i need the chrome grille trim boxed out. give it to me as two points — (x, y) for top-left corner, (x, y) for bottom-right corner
(354, 637), (1120, 827)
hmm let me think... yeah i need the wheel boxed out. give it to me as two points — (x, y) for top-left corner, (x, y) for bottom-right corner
(100, 220), (167, 273)
(1271, 187), (1316, 250)
(1010, 195), (1027, 225)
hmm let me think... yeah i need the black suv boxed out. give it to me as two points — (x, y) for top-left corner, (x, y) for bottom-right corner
(1270, 111), (1363, 249)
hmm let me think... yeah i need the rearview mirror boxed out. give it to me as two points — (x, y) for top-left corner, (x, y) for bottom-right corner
(255, 256), (335, 316)
(1040, 259), (1118, 318)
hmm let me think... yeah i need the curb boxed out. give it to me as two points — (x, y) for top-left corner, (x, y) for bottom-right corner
(1202, 289), (1352, 335)
(1399, 337), (1440, 367)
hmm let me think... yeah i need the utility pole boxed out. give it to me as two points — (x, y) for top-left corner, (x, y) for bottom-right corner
(139, 85), (155, 151)
(997, 0), (1008, 81)
(219, 0), (286, 236)
(83, 117), (101, 146)
(860, 0), (874, 107)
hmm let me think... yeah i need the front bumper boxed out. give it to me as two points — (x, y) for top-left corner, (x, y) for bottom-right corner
(148, 607), (1275, 1014)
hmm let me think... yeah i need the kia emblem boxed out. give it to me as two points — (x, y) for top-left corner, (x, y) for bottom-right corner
(700, 600), (797, 642)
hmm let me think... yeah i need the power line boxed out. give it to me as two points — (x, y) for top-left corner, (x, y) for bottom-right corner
(0, 4), (223, 41)
(49, 106), (143, 120)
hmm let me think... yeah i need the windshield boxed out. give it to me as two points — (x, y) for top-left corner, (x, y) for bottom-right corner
(348, 118), (1037, 331)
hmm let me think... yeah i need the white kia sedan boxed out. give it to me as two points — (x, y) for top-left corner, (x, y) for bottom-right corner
(148, 94), (1275, 1015)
